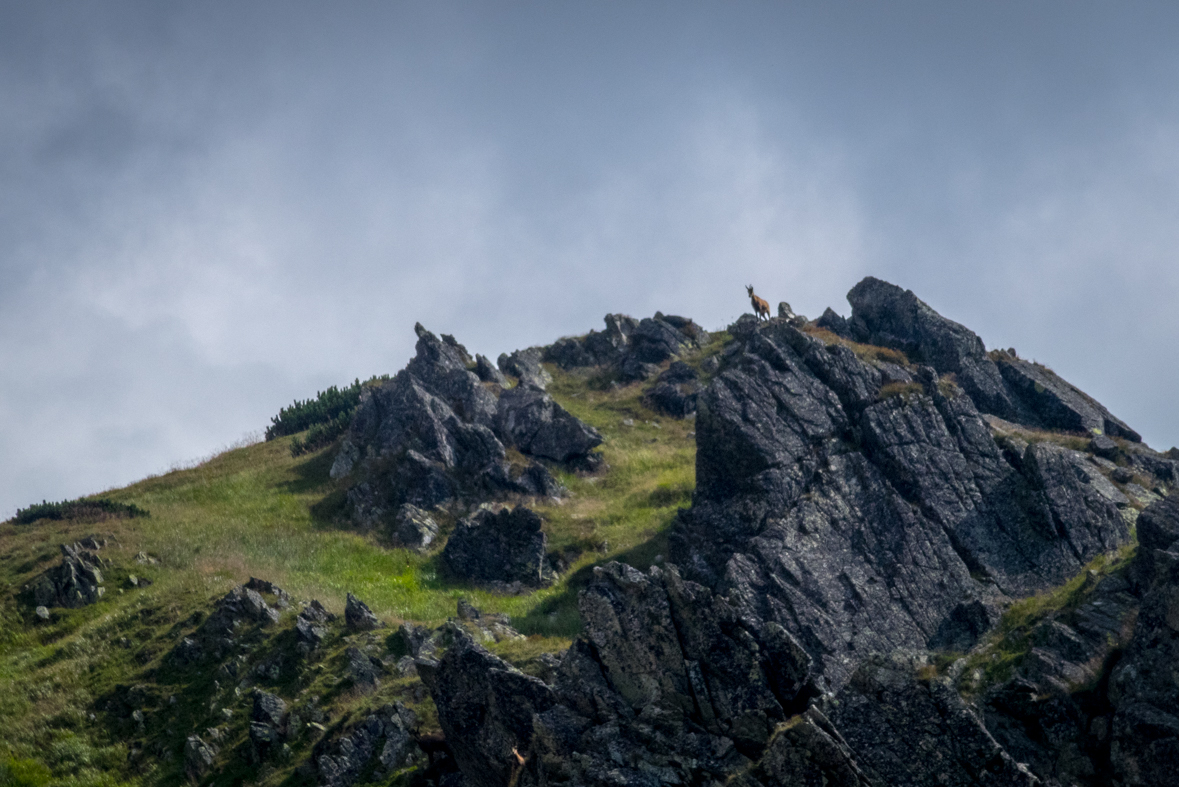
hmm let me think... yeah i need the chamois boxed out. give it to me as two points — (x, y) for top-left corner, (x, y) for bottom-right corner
(746, 285), (770, 321)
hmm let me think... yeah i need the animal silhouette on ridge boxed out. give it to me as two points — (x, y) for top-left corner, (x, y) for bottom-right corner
(746, 285), (770, 321)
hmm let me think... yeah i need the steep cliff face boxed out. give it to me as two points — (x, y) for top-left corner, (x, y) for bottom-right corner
(673, 312), (1132, 692)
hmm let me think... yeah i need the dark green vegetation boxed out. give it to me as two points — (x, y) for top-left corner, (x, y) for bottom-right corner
(13, 498), (149, 526)
(0, 337), (715, 787)
(266, 377), (388, 443)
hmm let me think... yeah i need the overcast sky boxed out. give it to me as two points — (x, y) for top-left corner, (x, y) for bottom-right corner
(3, 2), (1179, 517)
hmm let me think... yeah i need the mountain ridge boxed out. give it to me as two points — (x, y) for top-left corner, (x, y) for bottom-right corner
(2, 276), (1177, 787)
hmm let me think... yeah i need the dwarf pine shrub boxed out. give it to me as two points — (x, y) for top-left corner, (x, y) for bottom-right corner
(266, 375), (388, 441)
(12, 497), (149, 525)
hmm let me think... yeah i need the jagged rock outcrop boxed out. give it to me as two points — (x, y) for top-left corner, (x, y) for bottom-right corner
(345, 592), (379, 632)
(643, 360), (702, 418)
(413, 277), (1176, 787)
(499, 347), (552, 390)
(729, 708), (872, 787)
(29, 541), (106, 608)
(542, 311), (710, 382)
(441, 505), (555, 588)
(474, 353), (508, 387)
(343, 646), (383, 692)
(1109, 492), (1179, 785)
(295, 599), (334, 653)
(171, 582), (285, 664)
(334, 324), (592, 530)
(993, 352), (1142, 442)
(422, 562), (815, 786)
(184, 735), (218, 781)
(847, 276), (1017, 418)
(249, 690), (288, 760)
(314, 703), (423, 787)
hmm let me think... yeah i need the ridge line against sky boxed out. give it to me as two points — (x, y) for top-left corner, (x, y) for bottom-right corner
(2, 1), (1178, 516)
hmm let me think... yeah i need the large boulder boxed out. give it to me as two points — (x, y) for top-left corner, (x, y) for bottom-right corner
(345, 593), (379, 632)
(295, 600), (334, 653)
(184, 735), (218, 781)
(496, 386), (602, 464)
(249, 690), (288, 760)
(419, 626), (558, 787)
(643, 360), (702, 418)
(498, 347), (551, 391)
(541, 312), (710, 380)
(388, 504), (439, 552)
(441, 506), (555, 588)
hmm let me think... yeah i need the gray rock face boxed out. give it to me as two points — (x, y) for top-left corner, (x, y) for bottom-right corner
(344, 647), (383, 692)
(345, 593), (379, 632)
(729, 708), (872, 787)
(389, 504), (439, 552)
(421, 562), (815, 786)
(672, 314), (1131, 692)
(474, 353), (508, 387)
(315, 703), (422, 787)
(498, 347), (551, 391)
(829, 657), (1040, 787)
(541, 312), (709, 382)
(847, 276), (1016, 418)
(643, 361), (701, 418)
(816, 306), (853, 339)
(1137, 491), (1179, 551)
(420, 625), (557, 787)
(1109, 496), (1179, 785)
(249, 691), (288, 759)
(441, 506), (554, 588)
(995, 353), (1141, 442)
(496, 386), (602, 463)
(184, 735), (218, 781)
(29, 542), (106, 608)
(295, 600), (335, 652)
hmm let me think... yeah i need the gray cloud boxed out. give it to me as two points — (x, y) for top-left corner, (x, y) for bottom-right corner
(2, 2), (1178, 515)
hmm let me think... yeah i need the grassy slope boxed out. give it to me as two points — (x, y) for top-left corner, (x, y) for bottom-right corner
(0, 347), (710, 786)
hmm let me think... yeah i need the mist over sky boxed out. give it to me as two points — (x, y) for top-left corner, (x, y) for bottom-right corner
(3, 2), (1179, 517)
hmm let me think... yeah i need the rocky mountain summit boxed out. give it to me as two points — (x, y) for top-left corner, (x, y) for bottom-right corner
(413, 278), (1179, 786)
(7, 276), (1179, 787)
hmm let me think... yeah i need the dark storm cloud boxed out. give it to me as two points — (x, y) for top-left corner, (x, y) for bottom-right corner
(2, 1), (1178, 515)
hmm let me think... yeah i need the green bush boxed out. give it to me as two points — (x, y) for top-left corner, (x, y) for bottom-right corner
(0, 757), (51, 787)
(290, 412), (353, 457)
(12, 497), (149, 525)
(266, 376), (387, 441)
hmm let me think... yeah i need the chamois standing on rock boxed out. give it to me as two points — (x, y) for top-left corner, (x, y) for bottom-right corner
(746, 285), (770, 321)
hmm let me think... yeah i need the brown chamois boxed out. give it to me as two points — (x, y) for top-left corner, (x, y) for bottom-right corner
(746, 285), (770, 321)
